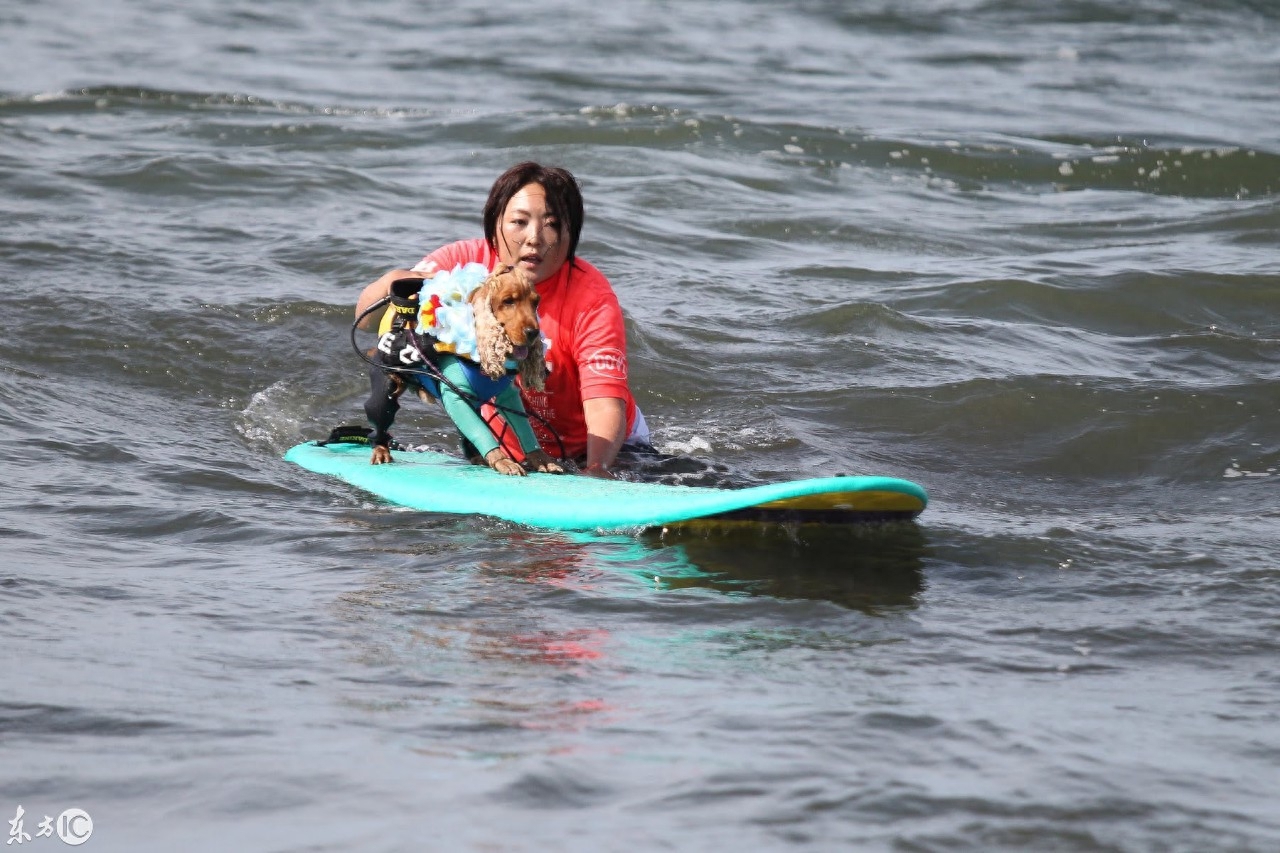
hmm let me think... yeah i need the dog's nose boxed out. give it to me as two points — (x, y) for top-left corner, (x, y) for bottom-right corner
(523, 327), (540, 345)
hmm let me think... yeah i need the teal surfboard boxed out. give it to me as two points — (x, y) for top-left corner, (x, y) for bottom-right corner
(284, 441), (927, 531)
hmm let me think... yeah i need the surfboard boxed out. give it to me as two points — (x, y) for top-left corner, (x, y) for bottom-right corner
(283, 440), (927, 531)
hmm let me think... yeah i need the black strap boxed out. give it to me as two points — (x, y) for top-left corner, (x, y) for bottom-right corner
(319, 425), (374, 446)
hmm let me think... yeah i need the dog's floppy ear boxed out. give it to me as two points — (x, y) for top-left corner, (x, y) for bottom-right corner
(518, 335), (546, 391)
(470, 276), (510, 380)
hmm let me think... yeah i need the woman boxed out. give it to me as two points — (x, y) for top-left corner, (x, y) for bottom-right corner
(355, 162), (649, 478)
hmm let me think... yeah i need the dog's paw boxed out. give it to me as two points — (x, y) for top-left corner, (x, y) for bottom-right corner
(492, 457), (527, 477)
(484, 449), (526, 477)
(370, 446), (393, 465)
(523, 450), (566, 475)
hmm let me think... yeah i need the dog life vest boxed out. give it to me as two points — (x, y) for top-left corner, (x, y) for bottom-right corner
(375, 262), (527, 403)
(368, 262), (540, 459)
(377, 263), (491, 363)
(373, 266), (524, 399)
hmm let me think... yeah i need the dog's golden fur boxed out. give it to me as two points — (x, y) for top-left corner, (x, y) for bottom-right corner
(470, 265), (546, 389)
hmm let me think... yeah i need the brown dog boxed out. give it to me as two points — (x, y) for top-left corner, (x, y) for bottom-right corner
(365, 265), (565, 476)
(472, 265), (545, 391)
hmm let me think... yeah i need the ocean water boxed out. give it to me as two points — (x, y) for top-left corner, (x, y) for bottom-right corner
(1, 1), (1277, 850)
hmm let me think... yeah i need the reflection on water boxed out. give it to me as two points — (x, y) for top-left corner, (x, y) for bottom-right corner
(329, 507), (928, 619)
(638, 522), (928, 613)
(329, 517), (927, 751)
(533, 520), (928, 613)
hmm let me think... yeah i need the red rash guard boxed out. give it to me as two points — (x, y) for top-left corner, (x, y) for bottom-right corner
(415, 239), (638, 459)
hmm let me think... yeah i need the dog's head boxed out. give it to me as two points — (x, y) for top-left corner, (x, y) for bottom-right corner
(470, 265), (547, 389)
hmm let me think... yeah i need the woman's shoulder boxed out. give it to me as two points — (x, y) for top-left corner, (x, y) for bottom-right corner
(557, 259), (625, 321)
(569, 256), (606, 279)
(565, 257), (616, 293)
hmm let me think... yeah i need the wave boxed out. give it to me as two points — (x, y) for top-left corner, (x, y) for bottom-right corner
(5, 88), (1274, 202)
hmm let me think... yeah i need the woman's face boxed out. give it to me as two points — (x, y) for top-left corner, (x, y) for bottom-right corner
(495, 183), (569, 284)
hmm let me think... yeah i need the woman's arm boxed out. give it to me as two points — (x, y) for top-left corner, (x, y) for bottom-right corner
(582, 396), (627, 478)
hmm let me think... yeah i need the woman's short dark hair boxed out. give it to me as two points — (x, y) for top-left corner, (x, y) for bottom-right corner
(483, 162), (585, 265)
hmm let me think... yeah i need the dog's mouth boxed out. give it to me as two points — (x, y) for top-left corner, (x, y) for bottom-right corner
(509, 344), (530, 361)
